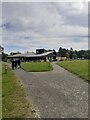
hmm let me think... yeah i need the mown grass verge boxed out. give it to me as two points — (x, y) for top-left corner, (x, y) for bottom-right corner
(57, 60), (89, 81)
(21, 62), (53, 72)
(2, 63), (30, 118)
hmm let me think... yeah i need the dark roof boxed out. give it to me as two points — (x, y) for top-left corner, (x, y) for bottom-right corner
(36, 48), (46, 50)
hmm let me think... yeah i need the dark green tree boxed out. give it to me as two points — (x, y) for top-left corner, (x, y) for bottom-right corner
(58, 47), (67, 57)
(73, 53), (77, 59)
(69, 48), (73, 59)
(2, 52), (8, 62)
(65, 52), (69, 59)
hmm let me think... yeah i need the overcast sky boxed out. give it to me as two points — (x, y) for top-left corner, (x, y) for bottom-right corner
(1, 1), (88, 53)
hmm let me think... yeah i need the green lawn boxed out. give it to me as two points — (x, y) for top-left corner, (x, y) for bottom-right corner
(2, 63), (31, 118)
(21, 62), (53, 72)
(57, 60), (89, 81)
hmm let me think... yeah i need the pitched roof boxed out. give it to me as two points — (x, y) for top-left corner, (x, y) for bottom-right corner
(8, 51), (54, 58)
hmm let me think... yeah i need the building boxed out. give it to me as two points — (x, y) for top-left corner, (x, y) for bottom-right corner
(36, 49), (47, 54)
(56, 52), (67, 61)
(8, 49), (68, 62)
(8, 50), (56, 62)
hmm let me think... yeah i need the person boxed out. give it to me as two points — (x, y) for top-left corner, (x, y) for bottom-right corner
(11, 59), (14, 70)
(14, 59), (18, 69)
(17, 59), (21, 68)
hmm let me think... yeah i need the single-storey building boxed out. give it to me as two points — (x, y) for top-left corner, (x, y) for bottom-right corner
(8, 48), (68, 62)
(56, 52), (67, 61)
(8, 51), (57, 62)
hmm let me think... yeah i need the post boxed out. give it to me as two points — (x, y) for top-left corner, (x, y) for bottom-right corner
(5, 65), (7, 74)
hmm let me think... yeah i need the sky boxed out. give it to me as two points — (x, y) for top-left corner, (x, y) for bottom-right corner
(0, 1), (89, 53)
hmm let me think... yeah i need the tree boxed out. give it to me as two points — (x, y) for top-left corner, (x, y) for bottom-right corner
(58, 47), (67, 57)
(69, 48), (73, 59)
(83, 50), (90, 59)
(88, 50), (90, 59)
(83, 52), (88, 59)
(2, 52), (8, 62)
(58, 47), (62, 52)
(65, 52), (69, 59)
(73, 53), (77, 59)
(77, 50), (86, 58)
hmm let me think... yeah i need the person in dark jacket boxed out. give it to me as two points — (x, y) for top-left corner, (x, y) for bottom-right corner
(11, 59), (15, 70)
(14, 59), (18, 69)
(17, 59), (21, 68)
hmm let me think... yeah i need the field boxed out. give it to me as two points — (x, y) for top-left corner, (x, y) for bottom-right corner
(2, 63), (30, 118)
(57, 60), (89, 81)
(21, 62), (53, 72)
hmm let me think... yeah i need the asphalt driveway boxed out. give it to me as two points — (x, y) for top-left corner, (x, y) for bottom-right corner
(13, 62), (88, 118)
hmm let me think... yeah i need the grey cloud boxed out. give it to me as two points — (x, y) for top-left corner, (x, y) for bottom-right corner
(2, 19), (24, 32)
(51, 2), (88, 27)
(2, 2), (88, 52)
(2, 2), (64, 33)
(63, 13), (88, 27)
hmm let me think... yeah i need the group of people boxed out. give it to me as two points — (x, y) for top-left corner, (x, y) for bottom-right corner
(11, 59), (21, 70)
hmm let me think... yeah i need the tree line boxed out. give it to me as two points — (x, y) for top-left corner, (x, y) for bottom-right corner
(58, 47), (90, 59)
(2, 47), (90, 62)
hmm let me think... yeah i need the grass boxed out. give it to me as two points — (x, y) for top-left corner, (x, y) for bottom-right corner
(21, 62), (53, 72)
(2, 63), (31, 118)
(57, 60), (89, 81)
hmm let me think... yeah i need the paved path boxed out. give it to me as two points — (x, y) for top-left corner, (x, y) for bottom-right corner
(13, 62), (88, 118)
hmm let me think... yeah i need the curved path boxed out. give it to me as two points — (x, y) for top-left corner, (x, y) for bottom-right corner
(13, 62), (88, 118)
